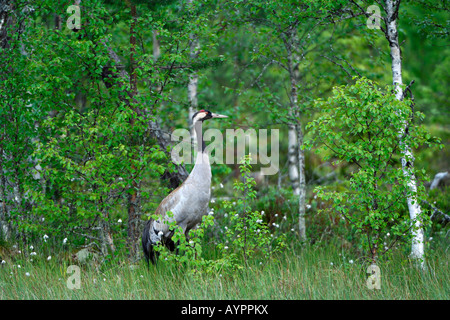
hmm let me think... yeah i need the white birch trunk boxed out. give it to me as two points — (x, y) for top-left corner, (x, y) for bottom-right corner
(288, 125), (300, 196)
(297, 127), (306, 240)
(286, 29), (306, 241)
(187, 0), (199, 161)
(385, 0), (424, 267)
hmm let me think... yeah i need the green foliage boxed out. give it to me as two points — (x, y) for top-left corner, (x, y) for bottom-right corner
(149, 207), (244, 275)
(0, 0), (225, 255)
(306, 77), (438, 261)
(219, 155), (286, 265)
(151, 211), (235, 275)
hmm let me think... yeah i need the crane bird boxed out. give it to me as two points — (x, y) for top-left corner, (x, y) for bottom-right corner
(142, 109), (228, 265)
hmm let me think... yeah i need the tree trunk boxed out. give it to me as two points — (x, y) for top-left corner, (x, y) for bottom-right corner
(187, 0), (199, 162)
(384, 0), (424, 267)
(97, 195), (115, 255)
(126, 2), (141, 261)
(288, 125), (300, 196)
(286, 28), (306, 241)
(297, 126), (306, 240)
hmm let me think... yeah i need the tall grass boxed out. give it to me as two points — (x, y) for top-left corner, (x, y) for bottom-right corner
(1, 243), (448, 300)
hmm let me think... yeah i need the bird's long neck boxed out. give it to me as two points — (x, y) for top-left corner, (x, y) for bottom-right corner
(191, 121), (211, 178)
(194, 120), (205, 153)
(190, 120), (211, 183)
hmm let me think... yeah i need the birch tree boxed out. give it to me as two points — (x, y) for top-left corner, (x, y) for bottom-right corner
(187, 0), (199, 157)
(0, 0), (37, 242)
(225, 0), (344, 241)
(385, 0), (425, 266)
(350, 0), (428, 267)
(307, 77), (435, 263)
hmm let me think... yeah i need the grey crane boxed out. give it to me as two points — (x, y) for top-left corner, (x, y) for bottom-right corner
(142, 109), (228, 265)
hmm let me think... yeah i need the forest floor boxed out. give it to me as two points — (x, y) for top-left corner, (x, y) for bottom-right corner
(0, 243), (448, 300)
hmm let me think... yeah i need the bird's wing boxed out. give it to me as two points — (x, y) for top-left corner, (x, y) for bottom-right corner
(154, 184), (182, 217)
(153, 183), (185, 235)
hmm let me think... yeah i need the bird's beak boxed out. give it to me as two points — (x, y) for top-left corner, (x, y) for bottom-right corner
(211, 113), (228, 119)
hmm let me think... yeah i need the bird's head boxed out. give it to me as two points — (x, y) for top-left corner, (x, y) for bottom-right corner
(192, 109), (228, 124)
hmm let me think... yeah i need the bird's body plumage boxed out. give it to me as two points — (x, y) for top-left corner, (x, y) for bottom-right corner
(153, 152), (211, 237)
(142, 110), (226, 265)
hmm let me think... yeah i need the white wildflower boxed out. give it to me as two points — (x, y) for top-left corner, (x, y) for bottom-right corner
(117, 219), (122, 223)
(63, 238), (68, 245)
(30, 252), (37, 256)
(25, 272), (30, 277)
(349, 260), (354, 264)
(47, 256), (51, 261)
(29, 245), (34, 250)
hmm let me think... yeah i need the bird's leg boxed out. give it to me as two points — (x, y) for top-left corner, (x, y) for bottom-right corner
(175, 240), (180, 256)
